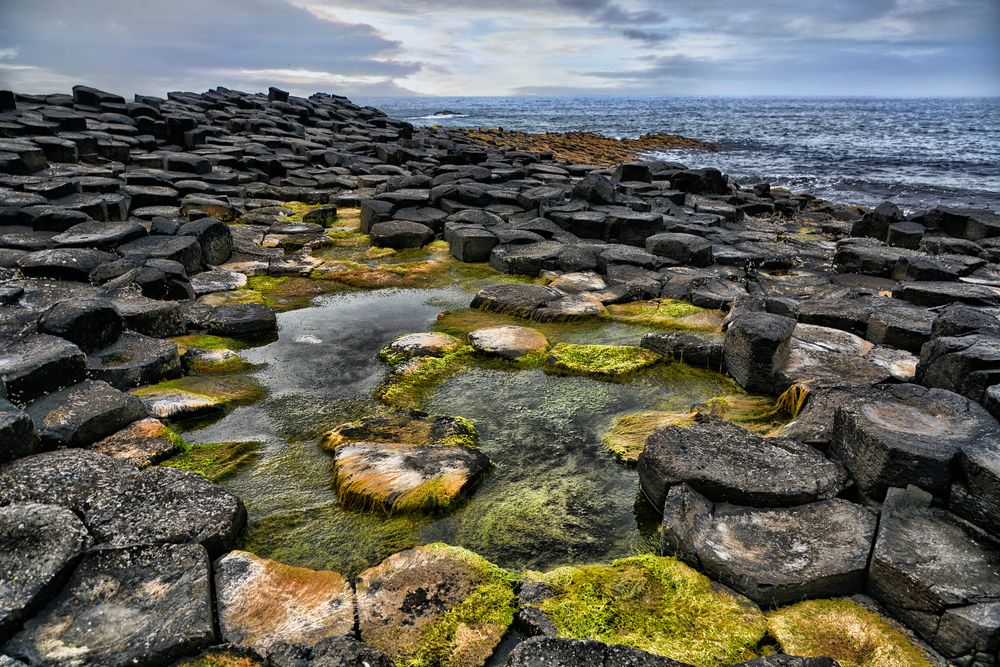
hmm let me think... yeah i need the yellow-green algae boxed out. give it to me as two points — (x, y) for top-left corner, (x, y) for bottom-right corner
(169, 333), (259, 354)
(525, 554), (767, 667)
(322, 410), (478, 451)
(767, 599), (932, 667)
(161, 440), (263, 481)
(182, 350), (254, 375)
(607, 299), (724, 332)
(246, 275), (340, 312)
(131, 375), (266, 416)
(197, 289), (264, 307)
(544, 343), (662, 379)
(377, 346), (478, 411)
(390, 544), (518, 667)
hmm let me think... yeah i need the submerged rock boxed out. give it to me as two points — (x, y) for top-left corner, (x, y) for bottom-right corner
(331, 441), (490, 512)
(356, 544), (516, 667)
(0, 503), (92, 641)
(214, 551), (355, 655)
(661, 485), (877, 606)
(544, 343), (660, 378)
(638, 418), (846, 512)
(322, 410), (477, 450)
(2, 544), (215, 666)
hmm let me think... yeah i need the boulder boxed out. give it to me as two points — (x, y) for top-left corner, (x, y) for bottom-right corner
(661, 485), (877, 606)
(723, 312), (797, 394)
(370, 219), (434, 249)
(0, 503), (92, 641)
(505, 637), (689, 667)
(50, 219), (145, 248)
(670, 168), (727, 195)
(646, 232), (714, 267)
(178, 217), (233, 265)
(382, 332), (462, 361)
(831, 384), (1000, 499)
(90, 417), (183, 468)
(2, 544), (215, 666)
(918, 334), (1000, 402)
(448, 225), (499, 262)
(864, 302), (934, 354)
(469, 325), (549, 360)
(638, 419), (846, 512)
(25, 379), (146, 447)
(331, 441), (490, 512)
(573, 173), (616, 204)
(0, 449), (246, 556)
(38, 298), (124, 352)
(356, 544), (515, 667)
(215, 551), (355, 655)
(86, 332), (181, 389)
(0, 333), (86, 403)
(118, 235), (203, 275)
(0, 399), (36, 463)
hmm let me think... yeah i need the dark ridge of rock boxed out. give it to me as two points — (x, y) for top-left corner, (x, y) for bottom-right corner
(638, 419), (847, 511)
(0, 399), (37, 464)
(267, 636), (394, 667)
(505, 637), (691, 667)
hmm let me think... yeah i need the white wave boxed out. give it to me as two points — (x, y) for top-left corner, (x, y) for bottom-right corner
(409, 113), (469, 120)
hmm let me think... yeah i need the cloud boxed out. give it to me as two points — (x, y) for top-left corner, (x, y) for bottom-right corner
(622, 29), (670, 45)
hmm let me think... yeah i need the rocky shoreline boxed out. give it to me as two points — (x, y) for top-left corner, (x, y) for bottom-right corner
(1, 84), (999, 667)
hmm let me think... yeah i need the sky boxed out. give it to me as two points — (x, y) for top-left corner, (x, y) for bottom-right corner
(0, 0), (998, 98)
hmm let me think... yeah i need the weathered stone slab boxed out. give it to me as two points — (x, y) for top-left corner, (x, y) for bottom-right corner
(25, 379), (146, 447)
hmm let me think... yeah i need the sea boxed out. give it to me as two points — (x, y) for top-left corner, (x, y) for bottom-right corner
(355, 96), (1000, 213)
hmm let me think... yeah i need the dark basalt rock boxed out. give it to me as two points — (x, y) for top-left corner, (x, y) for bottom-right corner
(16, 248), (117, 281)
(491, 241), (565, 275)
(646, 232), (714, 267)
(370, 219), (434, 249)
(2, 543), (215, 667)
(864, 302), (934, 354)
(894, 281), (1000, 308)
(471, 283), (563, 318)
(723, 312), (797, 394)
(639, 419), (847, 512)
(640, 332), (724, 370)
(38, 298), (123, 352)
(661, 484), (877, 606)
(86, 332), (182, 390)
(25, 379), (146, 447)
(868, 487), (1000, 664)
(188, 303), (278, 336)
(918, 334), (1000, 403)
(0, 503), (92, 642)
(930, 304), (1000, 339)
(0, 333), (86, 403)
(50, 219), (146, 248)
(505, 637), (690, 667)
(737, 657), (839, 667)
(831, 383), (1000, 500)
(117, 235), (204, 274)
(0, 399), (37, 463)
(573, 173), (616, 204)
(268, 636), (394, 667)
(447, 225), (499, 262)
(178, 217), (233, 265)
(102, 257), (196, 301)
(0, 449), (247, 556)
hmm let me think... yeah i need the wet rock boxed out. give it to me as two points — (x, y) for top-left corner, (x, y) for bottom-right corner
(370, 219), (434, 249)
(0, 399), (36, 463)
(646, 232), (714, 267)
(190, 269), (248, 295)
(190, 303), (278, 336)
(640, 332), (724, 370)
(547, 271), (607, 293)
(723, 312), (797, 394)
(331, 441), (490, 512)
(670, 168), (728, 195)
(25, 379), (146, 448)
(178, 217), (233, 265)
(2, 543), (215, 666)
(533, 293), (608, 321)
(50, 219), (146, 248)
(90, 417), (183, 468)
(118, 235), (203, 274)
(661, 485), (877, 606)
(38, 298), (123, 352)
(505, 637), (689, 667)
(356, 544), (515, 667)
(868, 487), (1000, 662)
(17, 247), (117, 281)
(0, 333), (86, 403)
(471, 283), (563, 319)
(86, 332), (181, 390)
(267, 636), (394, 667)
(0, 449), (247, 555)
(469, 325), (549, 360)
(0, 503), (92, 641)
(831, 384), (1000, 500)
(638, 419), (846, 512)
(215, 551), (354, 655)
(382, 332), (462, 360)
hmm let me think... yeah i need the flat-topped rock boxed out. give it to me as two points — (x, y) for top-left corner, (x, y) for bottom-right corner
(118, 234), (203, 274)
(331, 441), (490, 512)
(381, 332), (462, 361)
(189, 303), (278, 336)
(471, 283), (563, 318)
(50, 219), (145, 248)
(190, 269), (248, 295)
(641, 332), (724, 370)
(724, 312), (797, 394)
(2, 543), (215, 667)
(469, 325), (549, 359)
(0, 449), (246, 556)
(25, 379), (146, 447)
(370, 219), (434, 249)
(86, 331), (181, 390)
(0, 503), (92, 641)
(894, 281), (1000, 308)
(661, 485), (877, 606)
(356, 544), (516, 667)
(918, 333), (1000, 402)
(215, 551), (355, 655)
(38, 297), (123, 352)
(90, 417), (183, 467)
(832, 383), (1000, 499)
(638, 418), (846, 512)
(17, 247), (117, 281)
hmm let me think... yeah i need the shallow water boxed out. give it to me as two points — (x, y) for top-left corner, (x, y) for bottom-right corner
(180, 285), (759, 578)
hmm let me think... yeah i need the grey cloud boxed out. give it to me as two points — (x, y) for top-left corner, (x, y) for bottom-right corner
(622, 29), (670, 45)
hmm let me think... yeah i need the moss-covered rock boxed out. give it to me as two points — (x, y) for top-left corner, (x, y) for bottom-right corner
(172, 648), (264, 667)
(197, 289), (265, 307)
(767, 599), (932, 667)
(608, 299), (723, 331)
(379, 332), (464, 366)
(169, 333), (268, 355)
(161, 440), (263, 481)
(181, 347), (254, 375)
(246, 275), (339, 312)
(523, 554), (767, 667)
(321, 410), (477, 452)
(90, 417), (186, 468)
(376, 346), (476, 410)
(131, 375), (265, 422)
(356, 543), (517, 667)
(544, 343), (661, 379)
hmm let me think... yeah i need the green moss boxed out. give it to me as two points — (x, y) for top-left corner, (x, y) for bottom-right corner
(173, 649), (264, 667)
(322, 411), (478, 452)
(527, 554), (767, 667)
(131, 375), (266, 418)
(161, 440), (263, 481)
(608, 299), (723, 332)
(377, 346), (476, 410)
(182, 348), (254, 375)
(603, 410), (697, 463)
(544, 343), (662, 379)
(197, 289), (264, 307)
(405, 544), (518, 667)
(246, 275), (338, 312)
(169, 333), (255, 354)
(767, 599), (932, 667)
